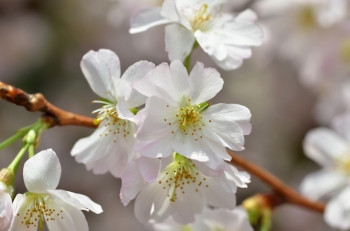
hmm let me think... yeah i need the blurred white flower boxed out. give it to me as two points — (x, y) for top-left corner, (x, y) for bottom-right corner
(151, 206), (253, 231)
(300, 126), (350, 230)
(0, 183), (12, 231)
(130, 0), (263, 70)
(120, 153), (250, 224)
(134, 60), (252, 170)
(256, 0), (348, 28)
(71, 49), (155, 177)
(10, 149), (102, 231)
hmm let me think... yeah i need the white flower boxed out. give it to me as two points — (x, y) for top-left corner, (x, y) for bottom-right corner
(300, 127), (350, 230)
(0, 183), (13, 231)
(300, 128), (349, 200)
(324, 186), (350, 230)
(134, 60), (252, 170)
(151, 206), (253, 231)
(130, 0), (263, 70)
(10, 149), (102, 231)
(120, 153), (250, 224)
(71, 49), (155, 177)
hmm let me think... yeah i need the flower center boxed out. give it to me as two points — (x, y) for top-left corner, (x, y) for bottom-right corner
(335, 154), (350, 175)
(158, 153), (209, 203)
(190, 4), (211, 31)
(340, 39), (350, 64)
(18, 193), (63, 230)
(92, 99), (132, 142)
(175, 99), (209, 138)
(297, 6), (317, 30)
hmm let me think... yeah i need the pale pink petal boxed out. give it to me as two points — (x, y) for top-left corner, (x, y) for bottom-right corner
(120, 160), (145, 206)
(0, 188), (12, 231)
(24, 149), (61, 193)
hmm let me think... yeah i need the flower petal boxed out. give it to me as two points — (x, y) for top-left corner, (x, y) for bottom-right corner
(122, 60), (155, 107)
(9, 194), (36, 231)
(45, 200), (89, 231)
(130, 8), (171, 34)
(300, 169), (346, 200)
(23, 149), (61, 193)
(303, 128), (349, 167)
(165, 24), (195, 62)
(81, 49), (121, 100)
(49, 190), (102, 214)
(120, 160), (145, 206)
(204, 103), (252, 135)
(134, 62), (190, 103)
(0, 189), (12, 231)
(324, 187), (350, 230)
(189, 62), (223, 103)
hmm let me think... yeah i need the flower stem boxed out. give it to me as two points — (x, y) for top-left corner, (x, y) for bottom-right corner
(184, 42), (199, 72)
(0, 126), (31, 151)
(28, 145), (35, 158)
(8, 144), (29, 175)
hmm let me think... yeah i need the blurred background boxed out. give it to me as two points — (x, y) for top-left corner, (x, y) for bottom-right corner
(0, 0), (349, 230)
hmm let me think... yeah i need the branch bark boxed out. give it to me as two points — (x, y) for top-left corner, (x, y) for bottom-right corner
(0, 81), (96, 128)
(0, 81), (325, 213)
(228, 150), (325, 213)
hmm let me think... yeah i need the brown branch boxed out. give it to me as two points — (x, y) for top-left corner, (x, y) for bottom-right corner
(228, 150), (325, 213)
(0, 81), (96, 128)
(0, 81), (325, 213)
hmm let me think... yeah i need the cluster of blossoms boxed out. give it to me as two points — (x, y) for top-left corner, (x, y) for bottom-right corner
(69, 0), (263, 229)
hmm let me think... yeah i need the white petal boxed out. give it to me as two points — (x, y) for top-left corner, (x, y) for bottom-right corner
(122, 60), (155, 107)
(303, 128), (349, 167)
(134, 62), (190, 103)
(165, 24), (195, 62)
(325, 187), (350, 230)
(120, 160), (145, 206)
(236, 9), (258, 21)
(49, 190), (103, 214)
(116, 98), (136, 121)
(205, 103), (252, 135)
(45, 200), (89, 231)
(160, 0), (179, 22)
(202, 177), (236, 209)
(24, 149), (61, 193)
(300, 170), (347, 200)
(9, 194), (36, 231)
(81, 49), (121, 100)
(189, 62), (223, 103)
(134, 183), (172, 223)
(130, 8), (171, 34)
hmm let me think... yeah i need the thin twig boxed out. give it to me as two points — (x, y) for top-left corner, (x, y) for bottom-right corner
(0, 81), (326, 213)
(228, 150), (325, 213)
(0, 81), (95, 128)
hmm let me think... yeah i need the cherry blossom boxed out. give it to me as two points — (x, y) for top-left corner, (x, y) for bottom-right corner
(134, 60), (251, 170)
(130, 0), (263, 70)
(10, 149), (102, 231)
(71, 49), (155, 177)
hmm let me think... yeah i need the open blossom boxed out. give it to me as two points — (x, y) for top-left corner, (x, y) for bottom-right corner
(300, 127), (350, 230)
(0, 183), (12, 231)
(134, 60), (251, 170)
(10, 149), (102, 231)
(130, 0), (263, 70)
(151, 207), (253, 231)
(120, 153), (250, 224)
(71, 49), (155, 177)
